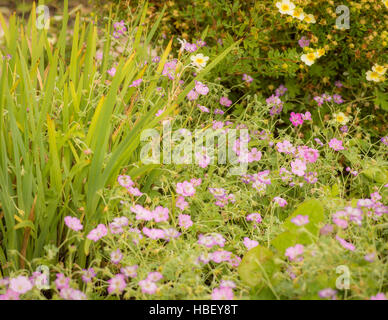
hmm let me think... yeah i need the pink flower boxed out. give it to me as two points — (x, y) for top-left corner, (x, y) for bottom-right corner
(302, 111), (312, 121)
(276, 140), (295, 154)
(220, 280), (236, 289)
(178, 214), (193, 229)
(243, 237), (259, 250)
(176, 196), (189, 210)
(127, 186), (143, 196)
(211, 250), (232, 263)
(212, 120), (224, 130)
(87, 224), (108, 242)
(320, 224), (334, 235)
(110, 249), (123, 264)
(64, 216), (83, 231)
(176, 181), (196, 197)
(55, 273), (70, 290)
(319, 288), (337, 299)
(370, 192), (382, 202)
(211, 286), (234, 300)
(198, 234), (218, 248)
(164, 228), (181, 241)
(187, 89), (199, 101)
(242, 74), (253, 83)
(121, 265), (138, 278)
(314, 96), (324, 106)
(0, 289), (20, 300)
(336, 235), (355, 251)
(131, 204), (153, 221)
(228, 255), (241, 267)
(197, 104), (210, 113)
(370, 293), (387, 300)
(246, 213), (262, 224)
(285, 244), (304, 261)
(59, 288), (87, 300)
(107, 274), (126, 295)
(146, 272), (163, 282)
(290, 112), (303, 126)
(273, 196), (287, 207)
(195, 81), (209, 95)
(142, 227), (166, 240)
(118, 175), (134, 188)
(291, 215), (309, 226)
(129, 78), (143, 88)
(364, 252), (376, 262)
(9, 276), (33, 294)
(190, 178), (202, 186)
(139, 279), (157, 294)
(107, 67), (116, 77)
(152, 206), (169, 222)
(248, 148), (262, 162)
(290, 159), (306, 176)
(219, 96), (232, 107)
(81, 268), (96, 283)
(155, 109), (164, 117)
(328, 138), (344, 151)
(299, 147), (319, 163)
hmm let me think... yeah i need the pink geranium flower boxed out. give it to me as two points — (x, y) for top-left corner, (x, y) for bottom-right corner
(64, 216), (83, 231)
(176, 181), (196, 197)
(219, 96), (232, 107)
(336, 235), (355, 251)
(290, 112), (304, 126)
(290, 159), (307, 176)
(211, 286), (234, 300)
(139, 279), (158, 294)
(328, 138), (344, 151)
(291, 215), (309, 226)
(9, 276), (33, 294)
(178, 214), (193, 229)
(87, 224), (107, 242)
(285, 244), (304, 261)
(243, 237), (259, 250)
(107, 274), (126, 295)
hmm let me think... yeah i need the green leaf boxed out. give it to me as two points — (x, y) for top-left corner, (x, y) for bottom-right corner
(238, 245), (277, 287)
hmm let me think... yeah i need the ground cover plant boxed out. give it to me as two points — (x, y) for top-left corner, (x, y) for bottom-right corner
(0, 0), (387, 300)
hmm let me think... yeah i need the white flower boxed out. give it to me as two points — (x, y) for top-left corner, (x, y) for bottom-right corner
(292, 7), (305, 20)
(301, 52), (317, 66)
(190, 53), (209, 69)
(275, 0), (295, 15)
(372, 64), (387, 75)
(366, 70), (383, 82)
(177, 38), (187, 53)
(333, 112), (350, 125)
(304, 14), (316, 24)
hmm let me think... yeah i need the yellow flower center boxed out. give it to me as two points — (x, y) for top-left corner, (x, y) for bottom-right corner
(281, 4), (290, 11)
(336, 115), (344, 122)
(307, 53), (316, 61)
(375, 66), (385, 74)
(196, 58), (204, 64)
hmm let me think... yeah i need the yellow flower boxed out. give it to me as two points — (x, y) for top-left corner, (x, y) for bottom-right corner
(275, 0), (296, 15)
(366, 70), (383, 82)
(372, 64), (387, 75)
(333, 112), (350, 125)
(384, 0), (388, 9)
(292, 7), (305, 20)
(304, 14), (316, 24)
(316, 48), (325, 58)
(301, 52), (317, 66)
